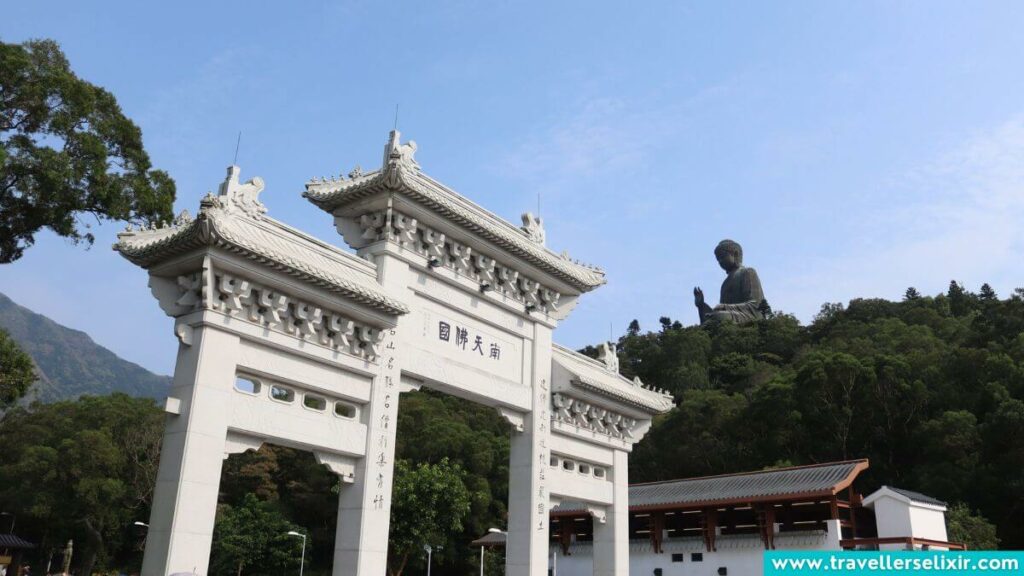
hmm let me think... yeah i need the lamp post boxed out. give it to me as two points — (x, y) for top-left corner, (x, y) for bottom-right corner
(480, 528), (504, 576)
(134, 521), (149, 528)
(287, 531), (306, 576)
(0, 512), (14, 534)
(424, 544), (443, 576)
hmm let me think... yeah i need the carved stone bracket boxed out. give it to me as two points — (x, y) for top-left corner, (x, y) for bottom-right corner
(169, 268), (385, 360)
(551, 392), (639, 440)
(315, 451), (357, 483)
(496, 406), (526, 433)
(224, 431), (264, 459)
(357, 208), (563, 314)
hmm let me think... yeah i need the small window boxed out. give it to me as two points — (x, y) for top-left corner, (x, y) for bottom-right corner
(594, 468), (606, 479)
(334, 402), (356, 418)
(578, 464), (591, 475)
(562, 460), (575, 471)
(270, 385), (295, 403)
(550, 455), (560, 467)
(303, 394), (327, 411)
(691, 553), (703, 562)
(234, 377), (261, 395)
(672, 554), (684, 563)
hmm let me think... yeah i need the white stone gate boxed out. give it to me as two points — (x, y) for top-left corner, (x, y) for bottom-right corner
(115, 132), (673, 576)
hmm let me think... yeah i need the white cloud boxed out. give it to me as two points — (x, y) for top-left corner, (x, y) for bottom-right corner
(495, 84), (731, 186)
(778, 113), (1024, 317)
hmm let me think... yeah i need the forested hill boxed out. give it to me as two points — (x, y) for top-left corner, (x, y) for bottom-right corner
(0, 291), (170, 403)
(611, 282), (1024, 549)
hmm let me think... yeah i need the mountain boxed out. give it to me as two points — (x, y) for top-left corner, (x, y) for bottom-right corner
(0, 292), (170, 403)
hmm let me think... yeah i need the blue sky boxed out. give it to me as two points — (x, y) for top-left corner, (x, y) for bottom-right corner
(3, 1), (1024, 376)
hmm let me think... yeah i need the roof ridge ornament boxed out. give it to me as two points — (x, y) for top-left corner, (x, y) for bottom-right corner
(216, 165), (267, 218)
(520, 212), (545, 245)
(383, 130), (420, 169)
(597, 341), (619, 373)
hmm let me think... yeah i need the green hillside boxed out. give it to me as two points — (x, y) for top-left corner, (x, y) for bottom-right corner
(0, 292), (170, 402)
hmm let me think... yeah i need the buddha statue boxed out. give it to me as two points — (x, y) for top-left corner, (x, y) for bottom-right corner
(693, 239), (768, 325)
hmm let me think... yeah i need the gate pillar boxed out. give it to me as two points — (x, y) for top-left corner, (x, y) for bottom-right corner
(142, 327), (239, 575)
(333, 252), (408, 575)
(507, 324), (554, 576)
(592, 449), (629, 576)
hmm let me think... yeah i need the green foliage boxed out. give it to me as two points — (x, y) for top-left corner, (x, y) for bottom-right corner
(946, 503), (1000, 550)
(210, 493), (307, 576)
(387, 458), (472, 576)
(0, 38), (174, 263)
(394, 390), (510, 574)
(625, 282), (1024, 549)
(219, 445), (338, 570)
(0, 327), (33, 407)
(0, 394), (163, 574)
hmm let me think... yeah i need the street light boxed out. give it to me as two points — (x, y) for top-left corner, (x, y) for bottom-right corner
(287, 531), (306, 576)
(134, 521), (149, 528)
(480, 528), (504, 576)
(0, 512), (14, 534)
(423, 544), (443, 576)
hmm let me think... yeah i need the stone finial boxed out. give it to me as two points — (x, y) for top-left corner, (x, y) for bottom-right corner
(173, 209), (193, 227)
(217, 165), (267, 218)
(383, 130), (420, 169)
(598, 341), (619, 373)
(520, 212), (545, 244)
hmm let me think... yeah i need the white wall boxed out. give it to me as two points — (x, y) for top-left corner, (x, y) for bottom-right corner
(871, 493), (948, 549)
(872, 494), (914, 550)
(552, 521), (842, 576)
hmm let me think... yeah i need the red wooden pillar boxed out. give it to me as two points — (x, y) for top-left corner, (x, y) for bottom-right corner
(702, 508), (718, 552)
(848, 487), (858, 538)
(650, 512), (665, 553)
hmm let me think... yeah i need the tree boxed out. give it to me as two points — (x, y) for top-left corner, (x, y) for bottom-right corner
(210, 493), (307, 576)
(0, 394), (164, 574)
(0, 39), (175, 263)
(979, 283), (997, 301)
(388, 458), (471, 576)
(627, 319), (641, 336)
(946, 503), (1000, 550)
(948, 280), (974, 316)
(0, 327), (34, 407)
(904, 287), (921, 301)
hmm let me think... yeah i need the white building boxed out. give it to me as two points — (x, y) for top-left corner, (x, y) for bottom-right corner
(480, 459), (960, 576)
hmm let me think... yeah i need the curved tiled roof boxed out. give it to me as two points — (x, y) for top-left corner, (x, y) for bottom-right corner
(114, 198), (409, 316)
(553, 460), (869, 513)
(552, 344), (674, 414)
(304, 138), (606, 293)
(0, 533), (35, 549)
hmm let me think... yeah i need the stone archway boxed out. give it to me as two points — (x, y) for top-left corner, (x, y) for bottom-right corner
(116, 133), (672, 576)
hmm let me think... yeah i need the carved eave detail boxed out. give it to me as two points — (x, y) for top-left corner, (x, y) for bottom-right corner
(159, 263), (388, 360)
(303, 131), (606, 294)
(114, 166), (409, 317)
(351, 206), (569, 317)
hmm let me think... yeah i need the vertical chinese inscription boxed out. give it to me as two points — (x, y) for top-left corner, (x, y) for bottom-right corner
(537, 377), (549, 531)
(372, 328), (399, 512)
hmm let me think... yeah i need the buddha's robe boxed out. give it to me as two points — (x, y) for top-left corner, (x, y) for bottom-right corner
(701, 266), (766, 324)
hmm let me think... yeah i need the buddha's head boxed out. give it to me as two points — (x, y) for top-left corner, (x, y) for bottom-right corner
(714, 239), (743, 272)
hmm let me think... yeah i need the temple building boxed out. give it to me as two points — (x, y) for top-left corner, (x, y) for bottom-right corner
(482, 459), (961, 576)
